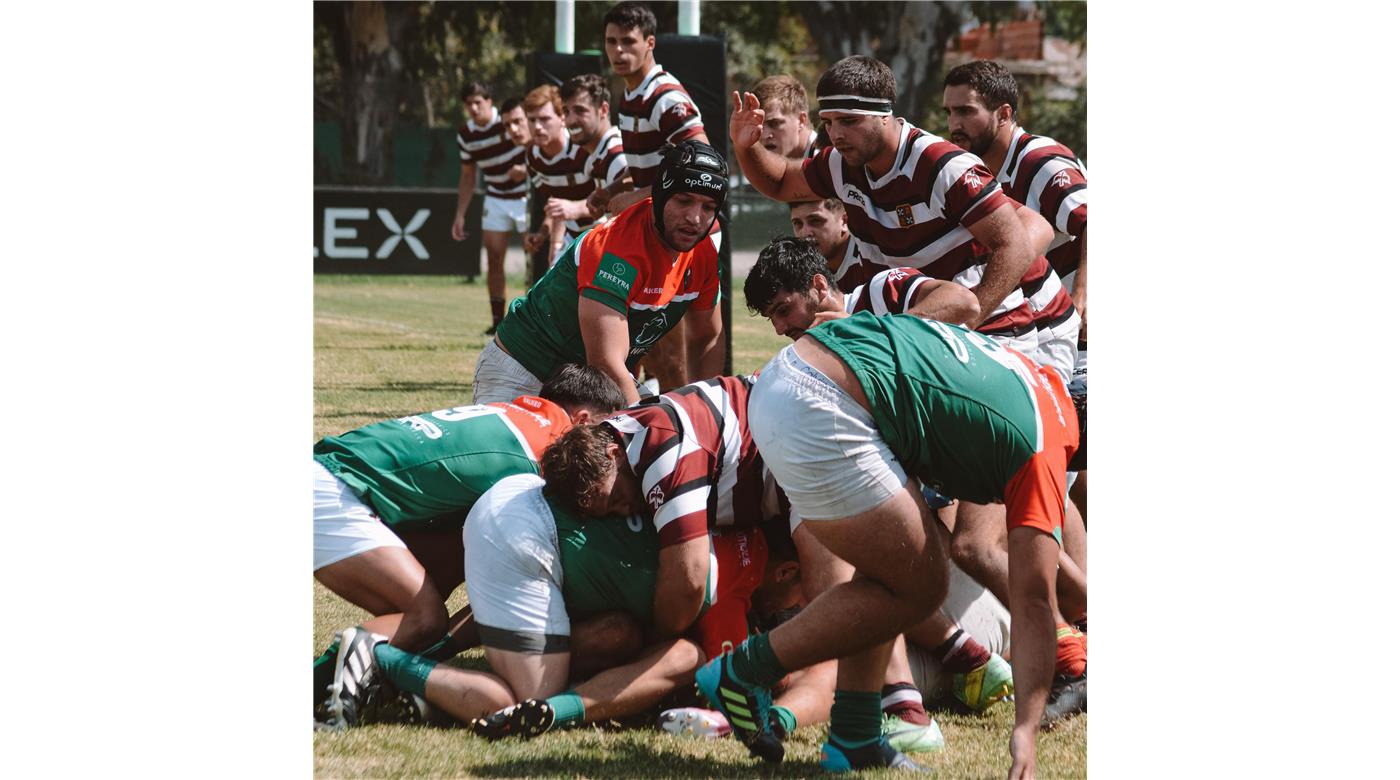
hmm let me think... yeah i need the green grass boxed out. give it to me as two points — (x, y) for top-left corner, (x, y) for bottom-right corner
(313, 274), (1086, 778)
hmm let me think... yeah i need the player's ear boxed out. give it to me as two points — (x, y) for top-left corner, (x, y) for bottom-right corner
(775, 561), (800, 583)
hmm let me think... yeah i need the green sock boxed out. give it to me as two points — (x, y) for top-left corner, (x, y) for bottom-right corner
(313, 638), (340, 703)
(731, 632), (787, 688)
(829, 690), (882, 748)
(545, 691), (586, 728)
(771, 705), (799, 739)
(419, 634), (458, 662)
(372, 643), (437, 697)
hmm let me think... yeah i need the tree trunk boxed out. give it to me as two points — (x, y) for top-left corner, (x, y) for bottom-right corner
(327, 1), (417, 185)
(796, 1), (968, 127)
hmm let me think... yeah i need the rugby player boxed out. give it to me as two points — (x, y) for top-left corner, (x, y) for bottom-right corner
(543, 373), (954, 757)
(697, 310), (1077, 776)
(751, 74), (819, 160)
(519, 84), (593, 263)
(311, 365), (624, 713)
(788, 198), (885, 294)
(451, 82), (530, 334)
(320, 482), (798, 733)
(601, 1), (716, 393)
(943, 61), (1091, 719)
(472, 140), (728, 407)
(546, 74), (631, 245)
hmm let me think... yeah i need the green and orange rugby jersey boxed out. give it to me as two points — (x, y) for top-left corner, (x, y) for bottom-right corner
(496, 198), (720, 380)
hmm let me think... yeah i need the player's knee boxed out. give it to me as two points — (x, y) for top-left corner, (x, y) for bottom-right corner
(394, 601), (449, 652)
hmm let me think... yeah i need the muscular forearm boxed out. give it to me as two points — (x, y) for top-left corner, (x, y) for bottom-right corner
(907, 281), (981, 326)
(973, 239), (1035, 327)
(594, 360), (639, 406)
(736, 144), (791, 200)
(686, 327), (725, 381)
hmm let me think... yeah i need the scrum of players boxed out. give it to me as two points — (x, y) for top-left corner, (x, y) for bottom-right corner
(315, 3), (1089, 777)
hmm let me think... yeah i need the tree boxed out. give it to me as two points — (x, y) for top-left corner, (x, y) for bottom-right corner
(315, 2), (419, 185)
(794, 1), (971, 127)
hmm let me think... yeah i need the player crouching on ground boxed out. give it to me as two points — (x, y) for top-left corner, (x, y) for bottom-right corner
(312, 365), (625, 727)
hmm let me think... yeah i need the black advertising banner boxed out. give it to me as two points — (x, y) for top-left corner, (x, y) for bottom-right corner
(313, 187), (483, 276)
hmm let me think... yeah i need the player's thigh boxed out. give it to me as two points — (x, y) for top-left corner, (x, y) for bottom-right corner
(314, 462), (434, 614)
(793, 522), (855, 602)
(398, 528), (466, 596)
(482, 647), (570, 702)
(481, 229), (510, 258)
(798, 478), (949, 610)
(315, 546), (441, 618)
(463, 483), (571, 693)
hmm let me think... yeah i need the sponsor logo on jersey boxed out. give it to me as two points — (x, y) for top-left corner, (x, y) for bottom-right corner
(735, 532), (752, 567)
(593, 253), (638, 298)
(1052, 170), (1072, 189)
(397, 415), (444, 440)
(843, 186), (866, 207)
(896, 203), (915, 228)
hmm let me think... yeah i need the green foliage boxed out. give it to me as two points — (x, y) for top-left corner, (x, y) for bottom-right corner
(1040, 0), (1088, 46)
(1022, 85), (1088, 163)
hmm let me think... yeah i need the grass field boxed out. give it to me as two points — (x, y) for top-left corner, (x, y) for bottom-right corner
(313, 273), (1087, 778)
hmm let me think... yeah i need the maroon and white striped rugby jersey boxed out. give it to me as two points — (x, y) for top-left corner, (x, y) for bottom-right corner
(527, 137), (594, 236)
(617, 65), (706, 189)
(602, 375), (769, 548)
(995, 126), (1088, 282)
(803, 119), (1048, 341)
(457, 108), (528, 199)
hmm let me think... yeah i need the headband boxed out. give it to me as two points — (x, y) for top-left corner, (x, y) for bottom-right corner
(817, 94), (893, 117)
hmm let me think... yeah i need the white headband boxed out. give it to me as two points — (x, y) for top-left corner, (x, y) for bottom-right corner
(817, 94), (893, 117)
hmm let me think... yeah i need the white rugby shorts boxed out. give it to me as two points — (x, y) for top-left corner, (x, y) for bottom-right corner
(313, 460), (406, 570)
(749, 345), (907, 522)
(463, 473), (570, 654)
(472, 338), (543, 404)
(481, 194), (529, 234)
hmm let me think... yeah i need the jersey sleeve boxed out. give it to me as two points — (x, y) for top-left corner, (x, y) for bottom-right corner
(499, 396), (574, 458)
(596, 136), (630, 189)
(848, 267), (930, 316)
(1031, 159), (1088, 238)
(622, 412), (714, 548)
(575, 230), (638, 315)
(802, 147), (839, 198)
(456, 128), (475, 164)
(652, 87), (705, 145)
(938, 155), (1011, 229)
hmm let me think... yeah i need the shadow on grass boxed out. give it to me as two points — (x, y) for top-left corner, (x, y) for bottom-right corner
(315, 382), (476, 394)
(469, 742), (814, 778)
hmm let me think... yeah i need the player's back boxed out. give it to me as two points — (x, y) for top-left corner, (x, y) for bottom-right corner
(806, 312), (1047, 503)
(313, 398), (570, 530)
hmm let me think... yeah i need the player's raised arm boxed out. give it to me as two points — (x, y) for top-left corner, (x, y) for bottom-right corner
(729, 91), (816, 203)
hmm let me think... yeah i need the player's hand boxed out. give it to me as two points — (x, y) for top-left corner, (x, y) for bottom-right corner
(1007, 725), (1037, 780)
(451, 214), (468, 241)
(586, 187), (611, 216)
(522, 231), (544, 253)
(729, 91), (765, 151)
(809, 309), (850, 327)
(608, 188), (647, 215)
(545, 197), (585, 222)
(507, 163), (528, 184)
